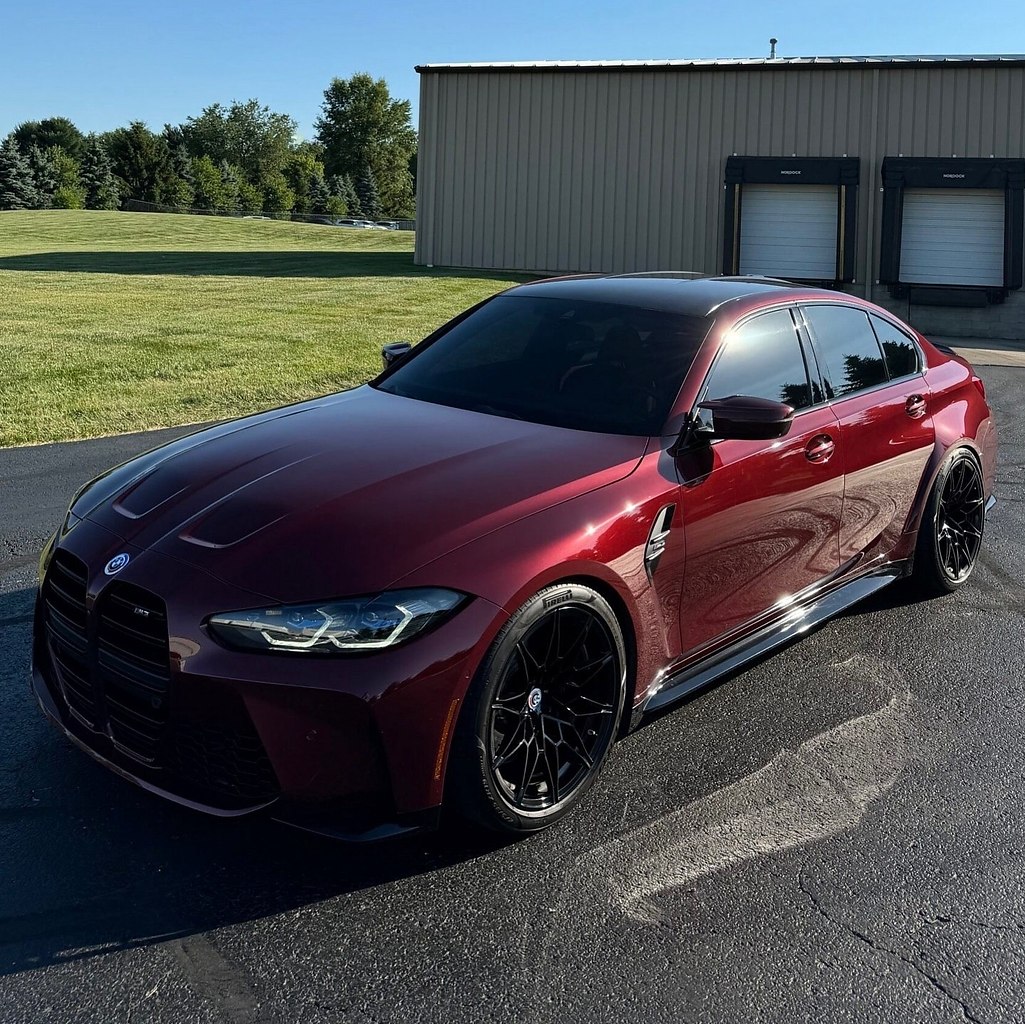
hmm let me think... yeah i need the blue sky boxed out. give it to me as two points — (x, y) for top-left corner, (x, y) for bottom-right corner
(3, 0), (1022, 141)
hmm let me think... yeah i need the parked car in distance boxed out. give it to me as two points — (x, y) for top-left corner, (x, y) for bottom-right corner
(33, 275), (996, 840)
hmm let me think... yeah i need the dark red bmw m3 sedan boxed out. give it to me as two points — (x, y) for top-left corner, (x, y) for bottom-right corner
(33, 275), (997, 838)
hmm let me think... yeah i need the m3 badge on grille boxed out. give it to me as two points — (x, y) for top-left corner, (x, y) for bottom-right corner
(104, 553), (131, 576)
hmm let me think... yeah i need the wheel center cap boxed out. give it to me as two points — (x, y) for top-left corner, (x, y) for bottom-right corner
(527, 687), (543, 713)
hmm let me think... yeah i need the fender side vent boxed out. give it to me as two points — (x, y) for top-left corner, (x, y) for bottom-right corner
(645, 504), (675, 579)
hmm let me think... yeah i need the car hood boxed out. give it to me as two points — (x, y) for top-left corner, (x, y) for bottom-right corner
(77, 386), (646, 603)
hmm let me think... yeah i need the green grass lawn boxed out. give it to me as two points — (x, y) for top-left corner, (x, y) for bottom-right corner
(0, 211), (528, 446)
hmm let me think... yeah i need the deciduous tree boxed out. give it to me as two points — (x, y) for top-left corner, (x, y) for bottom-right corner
(178, 100), (297, 186)
(283, 147), (326, 215)
(261, 173), (295, 216)
(190, 155), (228, 210)
(50, 148), (86, 209)
(12, 117), (85, 161)
(315, 73), (416, 217)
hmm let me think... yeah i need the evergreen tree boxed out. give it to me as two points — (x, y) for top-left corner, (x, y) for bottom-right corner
(0, 137), (39, 209)
(309, 173), (331, 215)
(329, 174), (360, 217)
(104, 122), (173, 203)
(27, 145), (58, 208)
(80, 136), (120, 210)
(171, 143), (195, 186)
(355, 164), (381, 221)
(219, 160), (241, 212)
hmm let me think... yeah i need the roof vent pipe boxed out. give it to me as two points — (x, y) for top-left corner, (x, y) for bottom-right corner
(769, 38), (778, 59)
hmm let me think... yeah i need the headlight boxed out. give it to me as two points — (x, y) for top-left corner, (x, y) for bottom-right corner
(207, 588), (467, 654)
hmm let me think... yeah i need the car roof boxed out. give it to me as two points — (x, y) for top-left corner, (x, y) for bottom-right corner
(506, 273), (840, 318)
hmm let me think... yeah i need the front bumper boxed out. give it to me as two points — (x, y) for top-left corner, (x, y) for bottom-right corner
(32, 518), (503, 835)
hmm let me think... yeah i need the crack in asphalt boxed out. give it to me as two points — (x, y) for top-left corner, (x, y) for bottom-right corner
(922, 915), (1025, 934)
(798, 867), (986, 1024)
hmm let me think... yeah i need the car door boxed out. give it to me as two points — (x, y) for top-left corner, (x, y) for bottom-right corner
(675, 306), (844, 656)
(799, 303), (935, 565)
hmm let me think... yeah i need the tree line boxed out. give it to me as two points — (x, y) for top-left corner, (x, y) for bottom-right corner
(0, 73), (416, 220)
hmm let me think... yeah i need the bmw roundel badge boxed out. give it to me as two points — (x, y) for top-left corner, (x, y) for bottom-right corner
(104, 552), (131, 576)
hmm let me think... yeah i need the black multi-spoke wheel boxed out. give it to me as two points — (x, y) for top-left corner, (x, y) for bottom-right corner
(913, 449), (986, 595)
(449, 583), (626, 834)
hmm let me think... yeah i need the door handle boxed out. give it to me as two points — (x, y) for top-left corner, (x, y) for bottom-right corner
(805, 434), (835, 463)
(905, 394), (927, 419)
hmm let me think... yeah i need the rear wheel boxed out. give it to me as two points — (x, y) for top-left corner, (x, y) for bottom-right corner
(449, 584), (626, 834)
(912, 449), (986, 595)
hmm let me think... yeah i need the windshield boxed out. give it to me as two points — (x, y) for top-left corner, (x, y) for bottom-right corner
(375, 294), (710, 435)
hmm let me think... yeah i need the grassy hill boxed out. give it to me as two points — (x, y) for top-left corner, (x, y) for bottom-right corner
(0, 211), (526, 446)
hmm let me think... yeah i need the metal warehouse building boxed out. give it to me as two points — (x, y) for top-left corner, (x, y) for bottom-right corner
(414, 55), (1025, 338)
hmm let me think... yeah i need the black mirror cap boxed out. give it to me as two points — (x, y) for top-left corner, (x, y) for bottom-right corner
(697, 395), (795, 441)
(381, 341), (413, 370)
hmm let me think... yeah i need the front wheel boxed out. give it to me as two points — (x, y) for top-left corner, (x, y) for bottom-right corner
(911, 448), (986, 596)
(448, 583), (627, 834)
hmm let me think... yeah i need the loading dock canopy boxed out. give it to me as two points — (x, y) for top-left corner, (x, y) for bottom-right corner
(900, 189), (1005, 287)
(880, 157), (1025, 297)
(723, 157), (859, 284)
(739, 185), (838, 279)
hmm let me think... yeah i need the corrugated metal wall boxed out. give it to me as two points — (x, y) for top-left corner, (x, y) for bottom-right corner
(415, 63), (1025, 299)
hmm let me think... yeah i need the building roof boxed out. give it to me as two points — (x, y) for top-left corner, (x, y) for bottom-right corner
(416, 54), (1025, 73)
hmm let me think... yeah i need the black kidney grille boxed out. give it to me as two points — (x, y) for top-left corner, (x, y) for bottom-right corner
(96, 582), (171, 764)
(166, 719), (279, 802)
(42, 551), (278, 804)
(43, 550), (97, 727)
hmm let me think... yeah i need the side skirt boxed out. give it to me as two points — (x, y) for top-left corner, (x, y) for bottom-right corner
(638, 564), (906, 717)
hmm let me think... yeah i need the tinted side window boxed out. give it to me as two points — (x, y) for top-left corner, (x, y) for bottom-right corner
(702, 309), (813, 411)
(802, 305), (888, 399)
(869, 314), (921, 379)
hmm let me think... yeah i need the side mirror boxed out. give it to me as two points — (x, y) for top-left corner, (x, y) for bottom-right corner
(381, 341), (412, 370)
(697, 395), (795, 441)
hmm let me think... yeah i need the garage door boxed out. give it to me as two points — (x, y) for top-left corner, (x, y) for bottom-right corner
(900, 189), (1005, 286)
(738, 185), (838, 279)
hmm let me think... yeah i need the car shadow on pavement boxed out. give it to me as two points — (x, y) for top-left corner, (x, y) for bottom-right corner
(0, 250), (531, 282)
(0, 584), (508, 978)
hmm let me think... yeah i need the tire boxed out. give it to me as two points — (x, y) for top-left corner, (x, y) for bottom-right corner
(911, 448), (986, 596)
(448, 583), (627, 835)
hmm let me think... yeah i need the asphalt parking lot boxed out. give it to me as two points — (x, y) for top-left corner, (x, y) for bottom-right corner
(1, 360), (1023, 1024)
